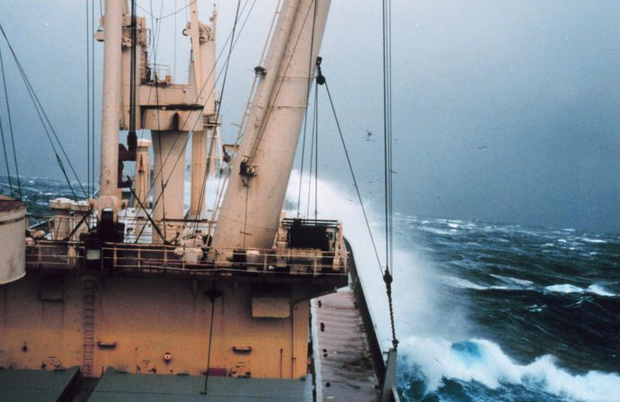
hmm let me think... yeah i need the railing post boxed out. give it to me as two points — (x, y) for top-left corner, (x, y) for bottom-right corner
(381, 348), (398, 402)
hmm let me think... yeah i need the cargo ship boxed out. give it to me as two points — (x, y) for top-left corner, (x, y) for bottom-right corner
(0, 1), (399, 400)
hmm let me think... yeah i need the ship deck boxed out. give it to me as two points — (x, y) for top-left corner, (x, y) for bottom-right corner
(87, 368), (313, 401)
(312, 290), (381, 401)
(0, 366), (81, 402)
(0, 367), (313, 401)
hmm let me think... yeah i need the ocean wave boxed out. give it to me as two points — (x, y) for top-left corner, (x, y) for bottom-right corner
(400, 336), (620, 401)
(544, 283), (617, 297)
(442, 276), (618, 299)
(489, 274), (534, 288)
(544, 284), (585, 294)
(581, 238), (607, 244)
(441, 276), (488, 290)
(586, 284), (616, 297)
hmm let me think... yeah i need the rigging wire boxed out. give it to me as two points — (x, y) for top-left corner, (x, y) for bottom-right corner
(0, 44), (21, 199)
(204, 0), (269, 240)
(0, 24), (86, 199)
(319, 57), (398, 349)
(129, 0), (138, 137)
(245, 1), (316, 167)
(313, 79), (318, 220)
(135, 0), (254, 234)
(137, 0), (198, 21)
(133, 0), (257, 242)
(296, 0), (318, 217)
(202, 286), (219, 395)
(0, 23), (89, 201)
(0, 84), (13, 197)
(322, 80), (383, 273)
(192, 0), (243, 237)
(305, 86), (317, 218)
(86, 0), (91, 197)
(382, 0), (398, 350)
(91, 0), (96, 198)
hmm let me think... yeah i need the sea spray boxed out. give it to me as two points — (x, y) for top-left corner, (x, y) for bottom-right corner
(399, 336), (620, 402)
(285, 171), (462, 344)
(284, 172), (620, 401)
(23, 174), (618, 401)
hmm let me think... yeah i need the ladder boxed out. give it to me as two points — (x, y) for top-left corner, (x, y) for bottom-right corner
(82, 278), (96, 377)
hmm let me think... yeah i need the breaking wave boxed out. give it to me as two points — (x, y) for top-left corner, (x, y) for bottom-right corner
(544, 283), (617, 297)
(399, 337), (620, 402)
(284, 171), (620, 401)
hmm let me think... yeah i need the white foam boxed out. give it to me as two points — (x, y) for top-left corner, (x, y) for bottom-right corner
(400, 336), (620, 401)
(581, 238), (607, 244)
(282, 172), (620, 400)
(543, 283), (617, 297)
(489, 274), (534, 289)
(285, 171), (461, 342)
(586, 284), (616, 297)
(441, 276), (488, 291)
(544, 284), (584, 294)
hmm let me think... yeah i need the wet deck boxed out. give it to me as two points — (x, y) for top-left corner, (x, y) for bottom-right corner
(312, 290), (380, 401)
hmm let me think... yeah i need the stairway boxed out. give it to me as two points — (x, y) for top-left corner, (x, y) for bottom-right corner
(82, 278), (96, 377)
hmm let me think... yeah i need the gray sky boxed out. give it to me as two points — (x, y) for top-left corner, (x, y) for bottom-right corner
(1, 0), (620, 233)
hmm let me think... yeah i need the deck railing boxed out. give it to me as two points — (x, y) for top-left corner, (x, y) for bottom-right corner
(25, 241), (348, 278)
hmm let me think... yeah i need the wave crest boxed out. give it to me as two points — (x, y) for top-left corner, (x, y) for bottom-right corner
(400, 336), (620, 401)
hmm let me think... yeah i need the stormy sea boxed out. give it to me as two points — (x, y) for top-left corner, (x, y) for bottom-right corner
(5, 174), (620, 402)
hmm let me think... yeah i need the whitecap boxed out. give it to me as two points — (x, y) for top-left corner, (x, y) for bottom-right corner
(586, 284), (616, 297)
(544, 284), (584, 294)
(418, 227), (454, 236)
(400, 336), (620, 401)
(441, 276), (487, 291)
(526, 304), (544, 313)
(489, 274), (534, 288)
(581, 238), (607, 244)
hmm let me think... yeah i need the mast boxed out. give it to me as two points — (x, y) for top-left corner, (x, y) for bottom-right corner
(98, 0), (123, 216)
(212, 0), (331, 251)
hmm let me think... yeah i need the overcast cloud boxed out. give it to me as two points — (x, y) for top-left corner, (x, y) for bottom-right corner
(1, 0), (619, 233)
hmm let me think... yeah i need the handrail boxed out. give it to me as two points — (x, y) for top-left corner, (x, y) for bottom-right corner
(25, 240), (349, 278)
